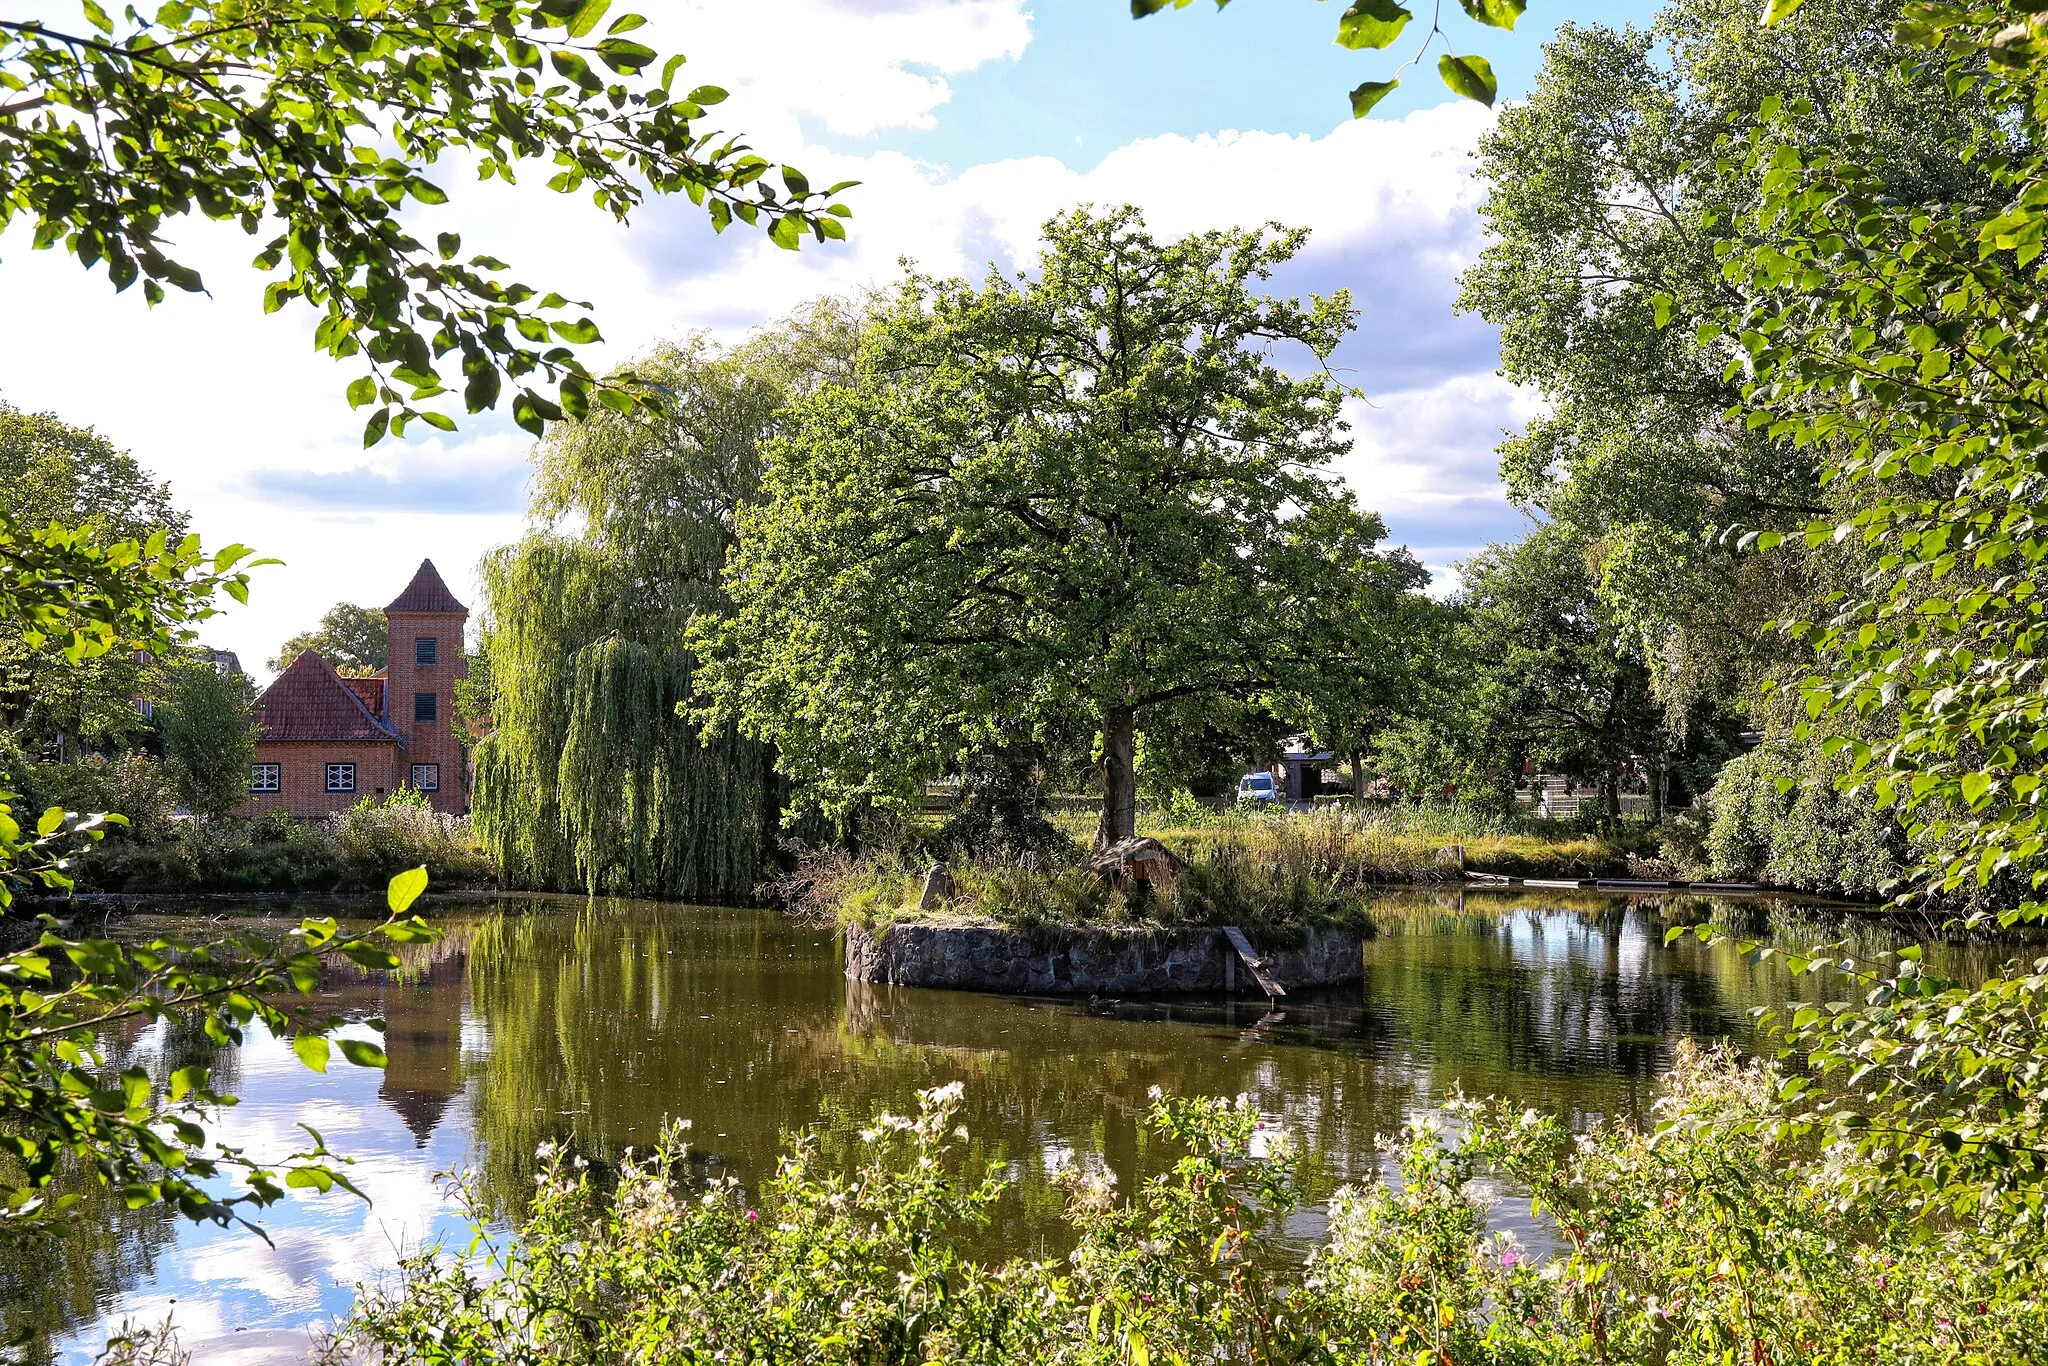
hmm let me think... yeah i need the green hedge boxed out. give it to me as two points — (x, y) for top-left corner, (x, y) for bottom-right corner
(1704, 745), (1905, 898)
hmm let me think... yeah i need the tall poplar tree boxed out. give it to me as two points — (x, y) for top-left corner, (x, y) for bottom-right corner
(473, 302), (858, 898)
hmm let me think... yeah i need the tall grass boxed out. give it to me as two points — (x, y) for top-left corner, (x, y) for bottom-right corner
(803, 804), (1644, 930)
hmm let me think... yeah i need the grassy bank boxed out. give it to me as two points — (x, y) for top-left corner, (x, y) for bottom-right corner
(805, 804), (1650, 932)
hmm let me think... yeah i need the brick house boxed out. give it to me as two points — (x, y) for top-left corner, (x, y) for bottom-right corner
(248, 560), (470, 818)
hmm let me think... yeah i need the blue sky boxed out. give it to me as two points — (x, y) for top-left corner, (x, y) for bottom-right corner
(0, 0), (1664, 674)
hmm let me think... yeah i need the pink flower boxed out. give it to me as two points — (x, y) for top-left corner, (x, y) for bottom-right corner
(1500, 1250), (1520, 1268)
(745, 1209), (759, 1222)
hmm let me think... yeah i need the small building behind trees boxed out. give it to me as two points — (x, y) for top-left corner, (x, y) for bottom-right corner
(248, 560), (469, 817)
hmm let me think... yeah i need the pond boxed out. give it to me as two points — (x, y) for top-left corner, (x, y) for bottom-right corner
(4, 889), (2018, 1365)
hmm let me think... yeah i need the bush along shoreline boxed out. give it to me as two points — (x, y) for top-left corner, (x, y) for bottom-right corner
(328, 1045), (2048, 1365)
(5, 762), (492, 899)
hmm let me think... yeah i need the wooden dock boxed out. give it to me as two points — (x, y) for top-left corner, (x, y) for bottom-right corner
(1220, 925), (1286, 998)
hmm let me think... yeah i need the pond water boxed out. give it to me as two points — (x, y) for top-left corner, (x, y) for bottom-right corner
(4, 889), (2019, 1365)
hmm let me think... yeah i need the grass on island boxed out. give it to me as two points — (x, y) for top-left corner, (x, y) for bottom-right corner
(799, 802), (1651, 935)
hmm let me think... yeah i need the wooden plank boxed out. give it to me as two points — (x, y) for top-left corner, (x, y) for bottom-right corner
(1221, 925), (1286, 998)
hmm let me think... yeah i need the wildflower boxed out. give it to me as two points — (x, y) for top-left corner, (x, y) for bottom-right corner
(1501, 1250), (1520, 1268)
(1148, 1085), (1164, 1100)
(745, 1209), (759, 1223)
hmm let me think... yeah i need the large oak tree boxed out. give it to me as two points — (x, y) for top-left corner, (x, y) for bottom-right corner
(695, 207), (1422, 849)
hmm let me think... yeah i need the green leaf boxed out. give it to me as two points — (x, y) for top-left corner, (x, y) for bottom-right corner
(1336, 0), (1410, 51)
(550, 49), (603, 91)
(1438, 53), (1498, 106)
(337, 1038), (388, 1069)
(565, 0), (610, 38)
(1759, 0), (1806, 24)
(340, 942), (401, 970)
(550, 318), (602, 344)
(286, 1166), (335, 1192)
(1349, 79), (1399, 117)
(346, 375), (376, 409)
(388, 865), (429, 913)
(292, 1034), (331, 1073)
(36, 806), (64, 837)
(363, 407), (391, 447)
(436, 232), (461, 260)
(595, 37), (658, 73)
(1457, 0), (1523, 27)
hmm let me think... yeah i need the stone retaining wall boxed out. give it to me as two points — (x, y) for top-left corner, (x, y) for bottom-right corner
(843, 921), (1364, 996)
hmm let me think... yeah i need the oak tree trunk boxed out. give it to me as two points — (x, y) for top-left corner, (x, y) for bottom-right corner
(1096, 706), (1138, 853)
(1351, 750), (1367, 800)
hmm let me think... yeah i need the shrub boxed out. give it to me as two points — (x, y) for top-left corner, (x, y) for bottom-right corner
(327, 1052), (2048, 1366)
(330, 792), (492, 887)
(1704, 745), (1905, 897)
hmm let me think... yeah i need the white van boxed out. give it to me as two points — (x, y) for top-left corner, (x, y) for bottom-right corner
(1237, 772), (1280, 804)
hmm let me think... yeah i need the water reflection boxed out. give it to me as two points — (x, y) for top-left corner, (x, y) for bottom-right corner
(12, 890), (2026, 1364)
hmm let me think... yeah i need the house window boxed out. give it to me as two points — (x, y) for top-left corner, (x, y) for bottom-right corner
(415, 635), (437, 667)
(325, 763), (356, 793)
(410, 763), (440, 792)
(414, 691), (437, 723)
(250, 763), (280, 793)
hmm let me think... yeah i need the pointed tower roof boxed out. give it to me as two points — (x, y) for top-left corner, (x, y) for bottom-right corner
(254, 649), (401, 742)
(385, 559), (467, 615)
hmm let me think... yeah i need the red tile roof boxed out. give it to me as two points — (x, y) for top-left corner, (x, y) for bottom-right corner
(342, 674), (387, 719)
(386, 559), (467, 615)
(255, 649), (400, 743)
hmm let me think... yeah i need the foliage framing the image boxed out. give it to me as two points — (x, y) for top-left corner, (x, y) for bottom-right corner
(0, 868), (435, 1232)
(0, 0), (855, 443)
(1131, 0), (1521, 115)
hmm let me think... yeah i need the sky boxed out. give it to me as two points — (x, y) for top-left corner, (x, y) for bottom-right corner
(0, 0), (1662, 680)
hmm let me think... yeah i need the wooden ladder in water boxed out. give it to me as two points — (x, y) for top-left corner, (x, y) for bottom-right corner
(1221, 925), (1286, 1000)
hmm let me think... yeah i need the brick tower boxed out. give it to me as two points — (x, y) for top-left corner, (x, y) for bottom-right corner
(383, 559), (469, 814)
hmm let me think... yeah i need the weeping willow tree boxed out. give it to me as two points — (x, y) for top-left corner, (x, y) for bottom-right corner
(473, 301), (860, 899)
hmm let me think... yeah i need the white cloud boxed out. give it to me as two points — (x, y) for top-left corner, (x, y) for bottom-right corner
(669, 0), (1033, 138)
(1341, 372), (1543, 583)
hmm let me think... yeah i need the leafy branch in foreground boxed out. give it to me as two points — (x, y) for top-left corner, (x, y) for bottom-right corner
(0, 518), (272, 907)
(1668, 921), (2048, 1237)
(0, 867), (438, 1234)
(1131, 0), (1523, 115)
(0, 0), (856, 443)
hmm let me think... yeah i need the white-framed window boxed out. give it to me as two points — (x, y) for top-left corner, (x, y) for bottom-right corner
(325, 763), (356, 793)
(250, 763), (280, 793)
(410, 763), (440, 792)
